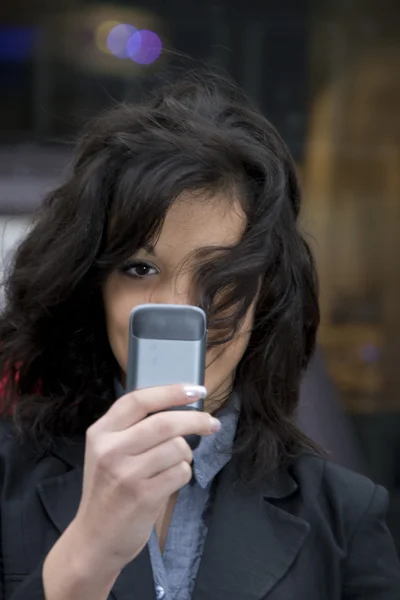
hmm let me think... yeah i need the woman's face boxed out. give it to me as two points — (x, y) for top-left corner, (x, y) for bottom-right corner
(102, 192), (257, 411)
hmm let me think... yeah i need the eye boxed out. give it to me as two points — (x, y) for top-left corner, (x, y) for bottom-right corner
(120, 260), (160, 280)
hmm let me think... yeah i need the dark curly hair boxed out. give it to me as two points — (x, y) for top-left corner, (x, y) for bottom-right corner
(0, 71), (320, 480)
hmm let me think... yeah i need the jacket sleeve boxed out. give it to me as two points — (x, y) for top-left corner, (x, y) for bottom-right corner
(343, 484), (400, 599)
(1, 563), (47, 600)
(0, 421), (47, 600)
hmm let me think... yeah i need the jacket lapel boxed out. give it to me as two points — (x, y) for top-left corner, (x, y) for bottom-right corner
(192, 460), (310, 600)
(37, 440), (156, 600)
(38, 439), (310, 600)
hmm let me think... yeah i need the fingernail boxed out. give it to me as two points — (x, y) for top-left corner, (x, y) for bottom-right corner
(209, 416), (221, 432)
(183, 384), (207, 399)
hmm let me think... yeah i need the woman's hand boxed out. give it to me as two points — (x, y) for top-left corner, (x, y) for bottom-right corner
(67, 384), (217, 567)
(43, 384), (218, 599)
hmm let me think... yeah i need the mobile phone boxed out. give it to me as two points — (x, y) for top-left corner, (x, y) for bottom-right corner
(126, 304), (207, 449)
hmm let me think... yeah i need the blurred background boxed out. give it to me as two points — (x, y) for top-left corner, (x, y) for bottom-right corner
(0, 0), (399, 549)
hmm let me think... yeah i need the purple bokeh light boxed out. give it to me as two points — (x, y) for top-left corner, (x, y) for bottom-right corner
(125, 30), (142, 60)
(106, 23), (136, 59)
(127, 30), (162, 65)
(359, 343), (380, 363)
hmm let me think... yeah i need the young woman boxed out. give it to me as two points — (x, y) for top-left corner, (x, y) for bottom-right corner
(0, 73), (398, 600)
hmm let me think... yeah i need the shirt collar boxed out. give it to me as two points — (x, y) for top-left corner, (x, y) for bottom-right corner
(114, 380), (240, 490)
(192, 393), (239, 488)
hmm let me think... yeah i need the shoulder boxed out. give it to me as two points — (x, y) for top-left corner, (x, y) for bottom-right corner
(290, 455), (400, 595)
(292, 452), (378, 500)
(0, 419), (50, 483)
(0, 419), (22, 461)
(291, 453), (388, 536)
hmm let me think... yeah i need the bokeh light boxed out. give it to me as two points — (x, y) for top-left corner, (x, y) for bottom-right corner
(97, 19), (163, 65)
(0, 26), (36, 61)
(106, 23), (137, 59)
(360, 343), (381, 363)
(127, 30), (162, 65)
(95, 20), (119, 54)
(125, 29), (142, 60)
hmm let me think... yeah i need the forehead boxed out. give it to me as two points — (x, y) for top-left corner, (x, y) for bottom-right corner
(154, 191), (246, 256)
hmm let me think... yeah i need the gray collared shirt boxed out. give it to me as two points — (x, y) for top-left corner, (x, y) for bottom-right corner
(114, 381), (239, 600)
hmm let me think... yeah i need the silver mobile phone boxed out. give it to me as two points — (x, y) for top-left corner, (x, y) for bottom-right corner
(126, 304), (207, 449)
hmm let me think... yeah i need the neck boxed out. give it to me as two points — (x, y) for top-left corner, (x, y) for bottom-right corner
(205, 377), (234, 414)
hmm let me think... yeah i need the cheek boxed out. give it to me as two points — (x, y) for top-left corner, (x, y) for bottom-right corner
(206, 328), (252, 379)
(102, 276), (140, 372)
(206, 304), (256, 377)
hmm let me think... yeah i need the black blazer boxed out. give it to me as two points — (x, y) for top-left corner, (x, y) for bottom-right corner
(0, 421), (399, 600)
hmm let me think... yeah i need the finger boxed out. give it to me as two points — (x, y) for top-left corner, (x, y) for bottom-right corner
(147, 461), (193, 499)
(127, 436), (193, 479)
(113, 409), (220, 455)
(95, 384), (207, 432)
